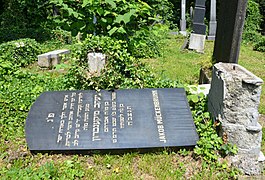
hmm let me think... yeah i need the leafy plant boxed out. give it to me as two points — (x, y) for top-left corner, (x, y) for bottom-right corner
(254, 36), (265, 52)
(128, 24), (169, 58)
(50, 0), (152, 38)
(0, 38), (41, 70)
(187, 90), (237, 162)
(0, 71), (65, 140)
(63, 35), (173, 90)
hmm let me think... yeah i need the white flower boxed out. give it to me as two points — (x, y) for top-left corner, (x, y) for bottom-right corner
(19, 42), (25, 47)
(14, 42), (25, 48)
(15, 42), (20, 47)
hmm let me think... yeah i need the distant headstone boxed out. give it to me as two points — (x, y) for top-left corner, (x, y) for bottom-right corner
(192, 0), (206, 35)
(26, 88), (199, 153)
(189, 34), (206, 53)
(213, 0), (248, 63)
(189, 0), (206, 52)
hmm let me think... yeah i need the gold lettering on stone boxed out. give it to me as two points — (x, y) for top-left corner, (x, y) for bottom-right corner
(127, 106), (133, 126)
(92, 110), (101, 141)
(152, 90), (167, 143)
(46, 112), (55, 123)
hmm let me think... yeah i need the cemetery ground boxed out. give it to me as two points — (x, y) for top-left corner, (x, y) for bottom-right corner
(0, 34), (265, 179)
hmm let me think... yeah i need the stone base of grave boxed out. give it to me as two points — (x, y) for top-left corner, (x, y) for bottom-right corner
(207, 21), (217, 41)
(87, 53), (106, 76)
(208, 63), (264, 175)
(230, 154), (264, 176)
(189, 33), (206, 53)
(38, 49), (70, 69)
(179, 31), (187, 36)
(180, 19), (187, 36)
(207, 35), (215, 41)
(38, 56), (62, 68)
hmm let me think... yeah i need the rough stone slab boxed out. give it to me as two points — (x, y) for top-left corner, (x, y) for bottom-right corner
(25, 88), (199, 154)
(208, 63), (264, 175)
(221, 123), (262, 154)
(231, 154), (264, 175)
(208, 63), (263, 127)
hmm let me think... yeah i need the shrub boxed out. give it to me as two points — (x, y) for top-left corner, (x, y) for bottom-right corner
(245, 0), (262, 32)
(0, 38), (41, 67)
(243, 0), (262, 42)
(64, 35), (161, 90)
(128, 24), (169, 58)
(0, 28), (53, 43)
(254, 36), (265, 52)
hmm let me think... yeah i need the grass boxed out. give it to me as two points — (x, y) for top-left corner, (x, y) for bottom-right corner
(1, 34), (264, 179)
(144, 35), (265, 114)
(239, 44), (265, 114)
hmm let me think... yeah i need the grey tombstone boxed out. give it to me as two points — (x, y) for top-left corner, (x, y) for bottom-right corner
(180, 0), (187, 36)
(213, 0), (248, 63)
(207, 0), (217, 40)
(25, 88), (199, 154)
(189, 0), (206, 52)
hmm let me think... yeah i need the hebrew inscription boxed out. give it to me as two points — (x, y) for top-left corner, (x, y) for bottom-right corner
(26, 88), (199, 153)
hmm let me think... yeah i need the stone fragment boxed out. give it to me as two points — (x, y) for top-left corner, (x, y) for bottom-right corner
(208, 63), (264, 175)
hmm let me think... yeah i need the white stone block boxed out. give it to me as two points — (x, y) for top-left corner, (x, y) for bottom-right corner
(87, 53), (106, 76)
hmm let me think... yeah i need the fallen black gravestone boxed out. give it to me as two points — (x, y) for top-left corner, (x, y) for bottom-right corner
(26, 88), (199, 154)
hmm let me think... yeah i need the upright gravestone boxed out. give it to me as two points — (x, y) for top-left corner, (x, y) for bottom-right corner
(213, 0), (248, 63)
(208, 0), (217, 40)
(192, 0), (206, 35)
(25, 88), (199, 153)
(189, 0), (207, 52)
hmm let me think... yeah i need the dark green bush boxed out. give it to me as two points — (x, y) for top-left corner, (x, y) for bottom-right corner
(244, 0), (262, 33)
(0, 28), (53, 43)
(243, 0), (264, 52)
